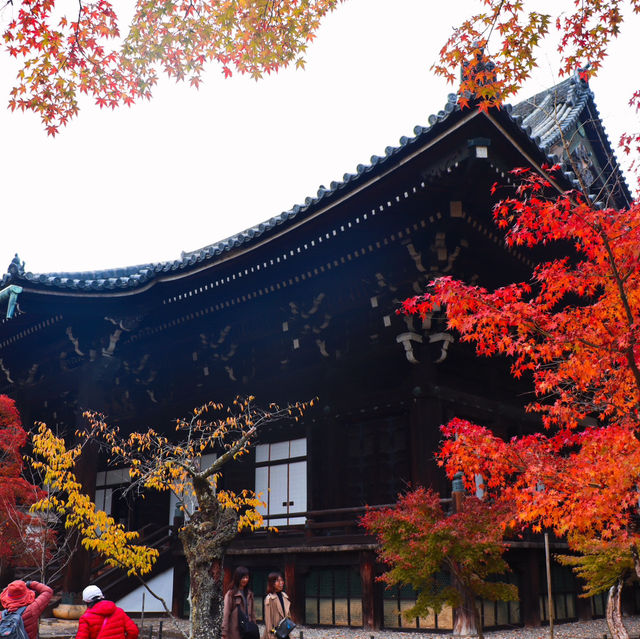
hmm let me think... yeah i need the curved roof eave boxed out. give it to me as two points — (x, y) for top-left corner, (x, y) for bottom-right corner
(2, 93), (476, 297)
(3, 74), (625, 298)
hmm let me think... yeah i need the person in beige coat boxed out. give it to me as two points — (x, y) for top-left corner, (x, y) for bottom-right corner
(222, 567), (256, 639)
(262, 573), (291, 639)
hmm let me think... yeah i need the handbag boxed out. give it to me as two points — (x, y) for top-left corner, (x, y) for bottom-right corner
(237, 605), (260, 639)
(274, 617), (296, 639)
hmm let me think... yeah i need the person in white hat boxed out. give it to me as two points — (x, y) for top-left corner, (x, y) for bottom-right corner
(75, 585), (139, 639)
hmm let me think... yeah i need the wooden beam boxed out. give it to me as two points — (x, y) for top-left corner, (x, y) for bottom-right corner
(284, 556), (302, 624)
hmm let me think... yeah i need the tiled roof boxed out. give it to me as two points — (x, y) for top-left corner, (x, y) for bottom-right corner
(1, 74), (618, 294)
(509, 72), (630, 202)
(510, 74), (591, 151)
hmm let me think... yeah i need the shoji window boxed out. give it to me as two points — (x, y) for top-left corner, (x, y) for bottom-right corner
(255, 438), (307, 526)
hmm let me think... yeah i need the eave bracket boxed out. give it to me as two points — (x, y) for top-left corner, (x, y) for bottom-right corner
(0, 285), (23, 319)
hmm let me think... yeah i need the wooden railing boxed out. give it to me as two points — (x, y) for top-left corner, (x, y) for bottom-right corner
(304, 505), (389, 537)
(250, 499), (454, 540)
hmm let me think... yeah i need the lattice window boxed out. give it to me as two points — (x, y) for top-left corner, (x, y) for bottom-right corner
(305, 567), (362, 627)
(383, 583), (453, 630)
(539, 563), (578, 622)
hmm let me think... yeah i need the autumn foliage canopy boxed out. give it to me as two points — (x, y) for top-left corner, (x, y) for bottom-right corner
(0, 395), (45, 567)
(3, 0), (640, 143)
(2, 0), (342, 134)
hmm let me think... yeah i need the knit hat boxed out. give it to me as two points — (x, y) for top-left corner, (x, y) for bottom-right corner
(82, 585), (104, 603)
(0, 580), (35, 611)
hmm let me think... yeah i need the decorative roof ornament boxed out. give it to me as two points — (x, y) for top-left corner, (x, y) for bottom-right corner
(7, 254), (24, 277)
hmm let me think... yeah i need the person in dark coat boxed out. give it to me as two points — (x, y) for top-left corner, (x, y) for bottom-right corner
(222, 566), (256, 639)
(262, 573), (290, 639)
(0, 579), (52, 639)
(75, 585), (139, 639)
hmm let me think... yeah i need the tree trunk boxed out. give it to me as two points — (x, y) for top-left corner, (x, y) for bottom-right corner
(187, 558), (220, 639)
(453, 586), (478, 637)
(179, 483), (239, 639)
(606, 580), (629, 639)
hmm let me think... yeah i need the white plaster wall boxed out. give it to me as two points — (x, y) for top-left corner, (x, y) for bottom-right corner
(115, 568), (174, 613)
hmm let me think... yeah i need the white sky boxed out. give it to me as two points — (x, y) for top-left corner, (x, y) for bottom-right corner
(0, 0), (638, 274)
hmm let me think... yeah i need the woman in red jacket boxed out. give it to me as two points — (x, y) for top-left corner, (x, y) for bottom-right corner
(0, 579), (52, 639)
(75, 586), (139, 639)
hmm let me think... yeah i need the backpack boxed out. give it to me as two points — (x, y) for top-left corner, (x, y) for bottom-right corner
(237, 605), (259, 639)
(0, 606), (28, 639)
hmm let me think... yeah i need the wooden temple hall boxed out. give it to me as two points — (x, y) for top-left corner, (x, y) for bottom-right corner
(0, 73), (632, 629)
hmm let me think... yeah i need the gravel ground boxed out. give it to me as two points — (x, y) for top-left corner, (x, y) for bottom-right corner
(282, 617), (640, 639)
(39, 615), (640, 639)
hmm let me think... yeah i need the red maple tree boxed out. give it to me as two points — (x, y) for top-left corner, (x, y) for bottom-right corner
(361, 488), (517, 638)
(0, 395), (47, 577)
(403, 167), (640, 637)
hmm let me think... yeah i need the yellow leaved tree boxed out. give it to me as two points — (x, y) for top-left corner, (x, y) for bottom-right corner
(31, 397), (310, 639)
(31, 427), (158, 577)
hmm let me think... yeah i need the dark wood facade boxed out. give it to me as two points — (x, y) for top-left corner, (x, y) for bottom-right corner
(0, 74), (631, 628)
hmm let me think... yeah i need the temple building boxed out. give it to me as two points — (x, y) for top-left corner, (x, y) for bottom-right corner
(0, 72), (632, 629)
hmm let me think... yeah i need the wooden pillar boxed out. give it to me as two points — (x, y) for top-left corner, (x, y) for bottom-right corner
(409, 396), (424, 487)
(62, 434), (99, 598)
(62, 360), (119, 599)
(305, 419), (314, 512)
(285, 557), (303, 623)
(408, 394), (447, 493)
(314, 408), (339, 510)
(373, 571), (384, 629)
(223, 564), (233, 595)
(360, 551), (376, 629)
(328, 415), (345, 509)
(451, 473), (464, 514)
(622, 584), (635, 616)
(518, 550), (542, 627)
(451, 476), (477, 636)
(576, 592), (592, 621)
